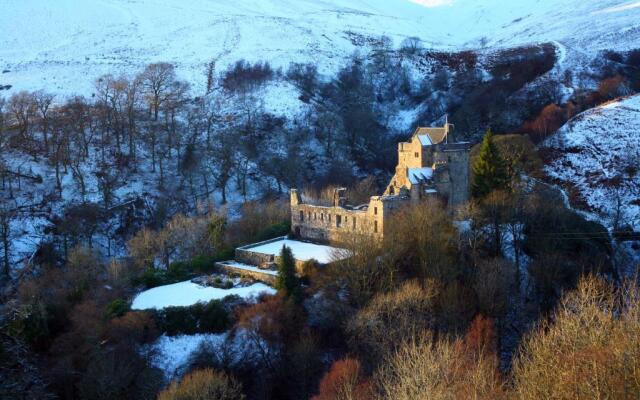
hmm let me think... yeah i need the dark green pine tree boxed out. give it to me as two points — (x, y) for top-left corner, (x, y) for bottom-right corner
(276, 245), (301, 301)
(472, 129), (509, 199)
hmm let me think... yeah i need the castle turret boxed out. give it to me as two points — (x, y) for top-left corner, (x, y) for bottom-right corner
(290, 189), (301, 206)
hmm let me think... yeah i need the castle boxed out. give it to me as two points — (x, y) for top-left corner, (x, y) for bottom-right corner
(290, 124), (471, 242)
(216, 124), (470, 283)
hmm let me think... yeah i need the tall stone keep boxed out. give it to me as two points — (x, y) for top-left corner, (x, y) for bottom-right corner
(384, 124), (471, 209)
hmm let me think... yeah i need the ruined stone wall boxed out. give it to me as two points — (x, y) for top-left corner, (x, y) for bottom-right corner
(291, 203), (380, 242)
(236, 247), (275, 266)
(290, 191), (409, 242)
(216, 262), (277, 285)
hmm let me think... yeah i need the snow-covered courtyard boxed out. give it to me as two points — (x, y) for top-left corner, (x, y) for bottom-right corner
(131, 280), (275, 310)
(243, 238), (349, 264)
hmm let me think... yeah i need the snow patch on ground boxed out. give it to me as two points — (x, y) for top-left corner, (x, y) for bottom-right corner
(146, 333), (228, 380)
(131, 280), (275, 310)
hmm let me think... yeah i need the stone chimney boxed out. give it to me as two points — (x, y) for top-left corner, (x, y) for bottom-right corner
(290, 189), (301, 206)
(334, 188), (347, 207)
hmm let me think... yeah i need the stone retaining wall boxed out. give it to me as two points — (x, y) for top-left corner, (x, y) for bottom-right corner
(215, 262), (277, 285)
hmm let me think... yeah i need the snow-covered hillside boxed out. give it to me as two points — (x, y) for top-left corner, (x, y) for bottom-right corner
(1, 0), (639, 96)
(544, 94), (640, 231)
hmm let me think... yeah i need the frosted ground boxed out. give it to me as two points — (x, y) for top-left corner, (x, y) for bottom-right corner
(145, 333), (228, 380)
(544, 94), (640, 232)
(1, 0), (639, 96)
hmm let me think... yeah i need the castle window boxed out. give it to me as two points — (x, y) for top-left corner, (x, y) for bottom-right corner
(353, 218), (356, 229)
(321, 213), (324, 221)
(415, 152), (419, 158)
(299, 211), (304, 222)
(374, 220), (378, 233)
(328, 214), (331, 223)
(308, 212), (311, 220)
(314, 213), (317, 220)
(336, 215), (342, 228)
(374, 207), (378, 215)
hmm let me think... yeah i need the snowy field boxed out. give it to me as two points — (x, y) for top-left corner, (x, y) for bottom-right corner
(244, 238), (349, 264)
(131, 280), (275, 310)
(1, 0), (639, 96)
(544, 94), (640, 231)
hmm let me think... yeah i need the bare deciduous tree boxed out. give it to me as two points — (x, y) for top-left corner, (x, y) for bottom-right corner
(9, 91), (36, 143)
(33, 91), (55, 154)
(138, 62), (177, 121)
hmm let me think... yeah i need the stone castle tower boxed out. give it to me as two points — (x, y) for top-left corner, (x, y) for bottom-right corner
(384, 123), (471, 209)
(290, 124), (470, 242)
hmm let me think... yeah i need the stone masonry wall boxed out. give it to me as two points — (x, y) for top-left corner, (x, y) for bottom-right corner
(291, 203), (381, 243)
(290, 191), (410, 242)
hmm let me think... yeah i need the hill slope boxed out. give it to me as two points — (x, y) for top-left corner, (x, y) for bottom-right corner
(544, 94), (640, 231)
(1, 0), (639, 96)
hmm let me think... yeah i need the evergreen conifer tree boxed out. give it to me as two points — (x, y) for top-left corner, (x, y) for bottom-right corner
(276, 245), (301, 301)
(472, 129), (509, 198)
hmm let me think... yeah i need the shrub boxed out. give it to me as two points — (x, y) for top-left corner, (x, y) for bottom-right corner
(157, 306), (199, 336)
(598, 75), (629, 100)
(525, 191), (611, 258)
(7, 301), (54, 350)
(196, 301), (231, 333)
(300, 258), (320, 284)
(167, 261), (191, 281)
(152, 300), (232, 336)
(627, 49), (640, 67)
(374, 334), (505, 400)
(347, 280), (439, 369)
(399, 36), (423, 55)
(105, 311), (159, 345)
(77, 346), (163, 400)
(134, 255), (219, 289)
(106, 298), (129, 318)
(312, 358), (372, 400)
(222, 60), (275, 92)
(226, 200), (291, 246)
(256, 221), (291, 242)
(158, 368), (244, 400)
(237, 294), (304, 348)
(133, 267), (169, 288)
(190, 255), (218, 274)
(385, 200), (459, 283)
(287, 63), (319, 101)
(512, 276), (640, 399)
